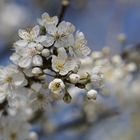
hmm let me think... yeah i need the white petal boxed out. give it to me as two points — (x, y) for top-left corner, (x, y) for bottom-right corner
(51, 56), (60, 72)
(31, 83), (42, 92)
(15, 40), (28, 47)
(46, 24), (57, 35)
(75, 45), (91, 57)
(42, 36), (54, 47)
(30, 25), (40, 38)
(0, 90), (6, 103)
(65, 60), (75, 71)
(23, 69), (33, 77)
(54, 35), (74, 48)
(19, 56), (32, 68)
(32, 55), (43, 66)
(42, 12), (49, 19)
(35, 35), (46, 43)
(10, 53), (20, 64)
(18, 29), (30, 40)
(28, 42), (37, 48)
(74, 31), (91, 57)
(57, 47), (67, 59)
(69, 47), (75, 57)
(42, 12), (58, 26)
(58, 21), (75, 35)
(12, 73), (26, 87)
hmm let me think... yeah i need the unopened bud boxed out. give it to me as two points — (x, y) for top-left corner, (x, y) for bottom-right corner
(42, 49), (50, 57)
(117, 33), (127, 44)
(32, 67), (42, 75)
(29, 132), (38, 140)
(62, 0), (69, 6)
(69, 74), (80, 84)
(87, 89), (97, 100)
(63, 93), (72, 104)
(36, 44), (43, 51)
(32, 55), (43, 66)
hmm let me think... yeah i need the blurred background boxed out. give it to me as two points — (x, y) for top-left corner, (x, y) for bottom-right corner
(0, 0), (140, 140)
(1, 0), (140, 65)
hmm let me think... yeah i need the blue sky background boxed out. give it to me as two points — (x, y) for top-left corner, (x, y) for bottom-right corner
(1, 0), (140, 65)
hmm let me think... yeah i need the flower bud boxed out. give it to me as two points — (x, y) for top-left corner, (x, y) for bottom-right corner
(87, 89), (97, 100)
(69, 74), (80, 84)
(36, 44), (43, 51)
(63, 93), (72, 104)
(32, 55), (43, 66)
(29, 132), (38, 140)
(42, 49), (50, 57)
(117, 33), (127, 44)
(32, 67), (42, 75)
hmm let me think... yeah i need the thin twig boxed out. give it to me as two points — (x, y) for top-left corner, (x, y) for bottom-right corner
(58, 0), (70, 24)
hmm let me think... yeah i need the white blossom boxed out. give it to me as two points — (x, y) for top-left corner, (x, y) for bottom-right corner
(12, 45), (43, 68)
(15, 24), (54, 49)
(46, 21), (75, 48)
(38, 12), (58, 26)
(69, 31), (91, 57)
(0, 65), (27, 95)
(28, 132), (38, 140)
(0, 117), (31, 140)
(52, 47), (75, 75)
(49, 78), (65, 94)
(16, 25), (40, 47)
(91, 66), (104, 88)
(29, 83), (52, 111)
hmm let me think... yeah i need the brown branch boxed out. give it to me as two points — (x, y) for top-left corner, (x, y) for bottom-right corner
(58, 0), (70, 24)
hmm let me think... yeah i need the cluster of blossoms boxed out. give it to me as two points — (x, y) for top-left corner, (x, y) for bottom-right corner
(77, 47), (138, 123)
(67, 46), (138, 124)
(0, 12), (103, 139)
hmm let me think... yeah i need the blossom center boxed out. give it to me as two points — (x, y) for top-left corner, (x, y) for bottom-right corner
(10, 132), (17, 140)
(5, 77), (13, 83)
(46, 17), (55, 23)
(56, 63), (64, 70)
(53, 83), (61, 91)
(29, 48), (37, 56)
(37, 94), (45, 101)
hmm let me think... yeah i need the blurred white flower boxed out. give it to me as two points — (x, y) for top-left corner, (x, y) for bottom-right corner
(0, 65), (27, 95)
(28, 132), (38, 140)
(0, 117), (31, 140)
(87, 89), (97, 100)
(91, 66), (104, 88)
(29, 83), (52, 111)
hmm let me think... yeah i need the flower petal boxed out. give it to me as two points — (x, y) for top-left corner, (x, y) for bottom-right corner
(18, 29), (30, 40)
(32, 55), (43, 66)
(19, 56), (32, 68)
